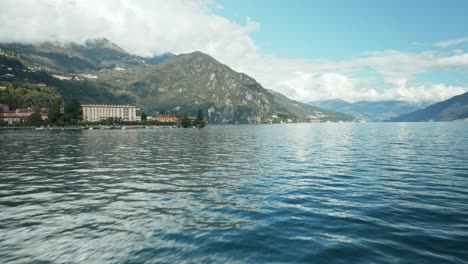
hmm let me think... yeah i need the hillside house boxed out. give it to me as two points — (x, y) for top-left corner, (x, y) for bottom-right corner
(1, 108), (48, 124)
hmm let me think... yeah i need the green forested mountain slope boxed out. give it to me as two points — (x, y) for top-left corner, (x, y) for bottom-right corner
(0, 55), (134, 105)
(1, 40), (354, 123)
(97, 51), (354, 122)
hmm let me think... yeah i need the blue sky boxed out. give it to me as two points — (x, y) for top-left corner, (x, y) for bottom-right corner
(216, 0), (468, 60)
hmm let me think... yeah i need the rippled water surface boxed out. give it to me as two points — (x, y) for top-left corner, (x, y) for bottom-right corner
(1, 123), (467, 263)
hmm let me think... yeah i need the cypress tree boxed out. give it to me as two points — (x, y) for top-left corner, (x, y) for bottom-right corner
(181, 112), (191, 128)
(63, 99), (82, 124)
(196, 109), (206, 128)
(48, 102), (62, 124)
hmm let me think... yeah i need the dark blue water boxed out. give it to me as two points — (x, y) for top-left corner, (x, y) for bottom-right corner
(1, 123), (467, 263)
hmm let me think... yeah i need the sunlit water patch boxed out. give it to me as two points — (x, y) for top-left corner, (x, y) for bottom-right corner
(1, 123), (467, 263)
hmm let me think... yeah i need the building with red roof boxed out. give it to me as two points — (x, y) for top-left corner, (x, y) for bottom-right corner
(152, 114), (179, 123)
(1, 108), (48, 124)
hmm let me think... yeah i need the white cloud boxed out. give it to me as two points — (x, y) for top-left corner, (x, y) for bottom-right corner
(437, 53), (468, 67)
(0, 0), (256, 56)
(274, 71), (466, 103)
(435, 37), (468, 47)
(239, 50), (468, 102)
(0, 0), (467, 103)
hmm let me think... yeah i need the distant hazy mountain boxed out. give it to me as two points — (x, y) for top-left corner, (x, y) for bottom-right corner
(0, 38), (174, 73)
(1, 40), (353, 123)
(389, 92), (468, 122)
(268, 92), (353, 122)
(311, 99), (426, 121)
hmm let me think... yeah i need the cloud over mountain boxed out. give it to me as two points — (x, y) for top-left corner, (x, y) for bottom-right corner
(0, 0), (467, 103)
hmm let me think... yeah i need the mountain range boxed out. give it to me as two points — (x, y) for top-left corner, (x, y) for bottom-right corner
(389, 92), (468, 122)
(311, 99), (431, 121)
(0, 38), (174, 73)
(0, 38), (354, 123)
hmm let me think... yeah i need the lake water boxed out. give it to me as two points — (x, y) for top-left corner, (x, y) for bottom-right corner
(0, 123), (467, 263)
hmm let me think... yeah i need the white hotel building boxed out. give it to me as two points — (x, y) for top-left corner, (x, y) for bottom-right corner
(81, 104), (138, 122)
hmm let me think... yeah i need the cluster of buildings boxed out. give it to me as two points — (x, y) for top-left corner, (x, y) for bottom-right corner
(51, 74), (98, 81)
(81, 104), (182, 123)
(1, 103), (186, 125)
(0, 104), (47, 124)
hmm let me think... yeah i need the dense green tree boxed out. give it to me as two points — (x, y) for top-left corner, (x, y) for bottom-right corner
(0, 108), (6, 126)
(0, 82), (62, 110)
(196, 109), (203, 121)
(103, 117), (123, 125)
(63, 99), (82, 124)
(48, 102), (62, 124)
(104, 117), (114, 125)
(196, 109), (206, 128)
(141, 112), (147, 121)
(27, 111), (43, 127)
(181, 112), (191, 128)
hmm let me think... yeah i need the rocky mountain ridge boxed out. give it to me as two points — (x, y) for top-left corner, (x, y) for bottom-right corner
(1, 39), (354, 123)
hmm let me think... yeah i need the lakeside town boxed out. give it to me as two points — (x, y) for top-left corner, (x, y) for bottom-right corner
(0, 102), (206, 129)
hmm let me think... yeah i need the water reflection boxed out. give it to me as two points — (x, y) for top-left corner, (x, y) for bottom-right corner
(0, 123), (467, 263)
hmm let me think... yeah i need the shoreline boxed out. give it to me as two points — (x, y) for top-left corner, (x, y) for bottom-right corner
(0, 125), (179, 130)
(1, 121), (466, 131)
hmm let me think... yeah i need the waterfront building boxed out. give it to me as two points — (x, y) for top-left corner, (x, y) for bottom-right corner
(15, 108), (35, 118)
(2, 111), (20, 124)
(81, 104), (138, 122)
(1, 108), (48, 124)
(152, 114), (179, 123)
